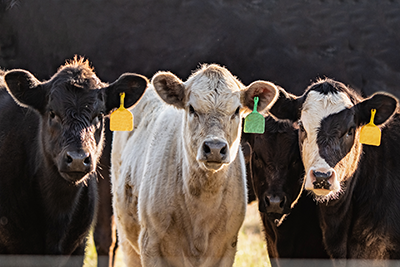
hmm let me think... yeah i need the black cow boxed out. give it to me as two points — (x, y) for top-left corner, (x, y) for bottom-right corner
(242, 116), (329, 266)
(93, 120), (118, 267)
(0, 57), (147, 266)
(269, 78), (400, 260)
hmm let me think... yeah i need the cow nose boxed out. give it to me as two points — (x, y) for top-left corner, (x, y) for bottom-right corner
(65, 151), (92, 172)
(265, 195), (286, 214)
(202, 141), (228, 163)
(313, 170), (332, 189)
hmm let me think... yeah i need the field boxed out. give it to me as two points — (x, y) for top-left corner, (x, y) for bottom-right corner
(83, 202), (271, 267)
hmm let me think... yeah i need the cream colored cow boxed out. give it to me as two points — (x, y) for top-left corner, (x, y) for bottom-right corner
(111, 64), (278, 267)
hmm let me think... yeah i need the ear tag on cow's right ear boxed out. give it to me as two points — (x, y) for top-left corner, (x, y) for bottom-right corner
(244, 96), (265, 134)
(359, 109), (381, 146)
(110, 92), (133, 131)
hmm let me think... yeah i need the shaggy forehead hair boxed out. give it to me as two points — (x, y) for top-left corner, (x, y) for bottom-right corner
(50, 56), (103, 91)
(185, 64), (243, 112)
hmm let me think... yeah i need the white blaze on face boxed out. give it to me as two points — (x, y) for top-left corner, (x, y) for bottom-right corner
(301, 90), (353, 196)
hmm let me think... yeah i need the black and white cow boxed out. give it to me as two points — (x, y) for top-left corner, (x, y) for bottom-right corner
(0, 57), (147, 266)
(269, 78), (400, 259)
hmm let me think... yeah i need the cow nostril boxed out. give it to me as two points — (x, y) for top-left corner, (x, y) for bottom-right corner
(280, 196), (287, 208)
(313, 170), (332, 180)
(265, 196), (271, 207)
(203, 143), (211, 154)
(66, 155), (73, 164)
(83, 156), (91, 165)
(220, 144), (227, 156)
(312, 170), (333, 190)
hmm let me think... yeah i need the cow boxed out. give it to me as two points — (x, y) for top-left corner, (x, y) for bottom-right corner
(0, 57), (147, 266)
(269, 78), (400, 260)
(93, 119), (119, 267)
(242, 115), (329, 266)
(111, 64), (279, 266)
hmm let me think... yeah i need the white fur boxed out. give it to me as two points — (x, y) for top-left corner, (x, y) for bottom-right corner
(301, 90), (353, 197)
(111, 67), (248, 267)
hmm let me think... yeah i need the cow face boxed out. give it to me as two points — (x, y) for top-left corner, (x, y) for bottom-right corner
(5, 58), (148, 184)
(270, 78), (397, 201)
(152, 64), (278, 172)
(243, 116), (304, 220)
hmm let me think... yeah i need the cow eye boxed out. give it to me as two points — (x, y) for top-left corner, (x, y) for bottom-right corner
(232, 106), (240, 118)
(298, 120), (307, 141)
(346, 127), (355, 137)
(253, 152), (259, 161)
(92, 113), (104, 126)
(298, 121), (305, 133)
(189, 105), (197, 116)
(49, 111), (56, 119)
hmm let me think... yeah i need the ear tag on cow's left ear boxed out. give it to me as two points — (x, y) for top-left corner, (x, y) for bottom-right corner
(359, 109), (381, 146)
(244, 96), (265, 134)
(110, 92), (133, 131)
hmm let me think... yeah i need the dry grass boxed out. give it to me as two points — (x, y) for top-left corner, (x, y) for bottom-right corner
(83, 202), (270, 267)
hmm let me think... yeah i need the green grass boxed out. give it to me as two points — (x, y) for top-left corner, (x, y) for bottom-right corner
(83, 202), (271, 267)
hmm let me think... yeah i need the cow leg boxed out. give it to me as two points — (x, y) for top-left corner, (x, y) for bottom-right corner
(113, 195), (142, 267)
(95, 122), (117, 267)
(61, 243), (86, 267)
(213, 246), (237, 267)
(109, 216), (119, 267)
(139, 228), (166, 267)
(119, 235), (142, 267)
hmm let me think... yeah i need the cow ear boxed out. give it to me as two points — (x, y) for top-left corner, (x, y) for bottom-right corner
(104, 73), (148, 114)
(241, 138), (253, 165)
(242, 81), (278, 114)
(4, 70), (47, 113)
(268, 87), (303, 122)
(152, 71), (185, 109)
(355, 93), (398, 126)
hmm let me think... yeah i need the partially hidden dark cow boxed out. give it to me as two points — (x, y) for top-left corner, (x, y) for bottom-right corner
(269, 78), (400, 260)
(242, 115), (329, 266)
(0, 57), (147, 266)
(93, 120), (119, 267)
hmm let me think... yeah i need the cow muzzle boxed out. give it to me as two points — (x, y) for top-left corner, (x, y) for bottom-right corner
(198, 139), (230, 171)
(262, 194), (287, 215)
(307, 168), (336, 196)
(59, 150), (93, 183)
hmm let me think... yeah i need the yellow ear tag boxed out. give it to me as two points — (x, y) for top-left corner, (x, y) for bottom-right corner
(359, 109), (381, 146)
(110, 92), (133, 131)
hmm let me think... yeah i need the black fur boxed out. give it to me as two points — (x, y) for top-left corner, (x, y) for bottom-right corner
(242, 116), (329, 266)
(0, 59), (147, 266)
(270, 78), (400, 259)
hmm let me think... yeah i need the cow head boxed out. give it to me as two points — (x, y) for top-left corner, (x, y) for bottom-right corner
(270, 78), (397, 201)
(5, 57), (148, 184)
(152, 64), (278, 172)
(243, 116), (304, 221)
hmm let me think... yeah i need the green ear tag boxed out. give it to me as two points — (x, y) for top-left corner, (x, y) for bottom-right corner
(359, 109), (381, 146)
(110, 92), (133, 131)
(244, 96), (265, 134)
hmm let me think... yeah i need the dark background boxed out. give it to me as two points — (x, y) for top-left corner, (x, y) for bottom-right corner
(1, 1), (400, 264)
(1, 0), (400, 97)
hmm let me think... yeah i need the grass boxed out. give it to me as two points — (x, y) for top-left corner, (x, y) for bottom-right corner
(83, 202), (271, 267)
